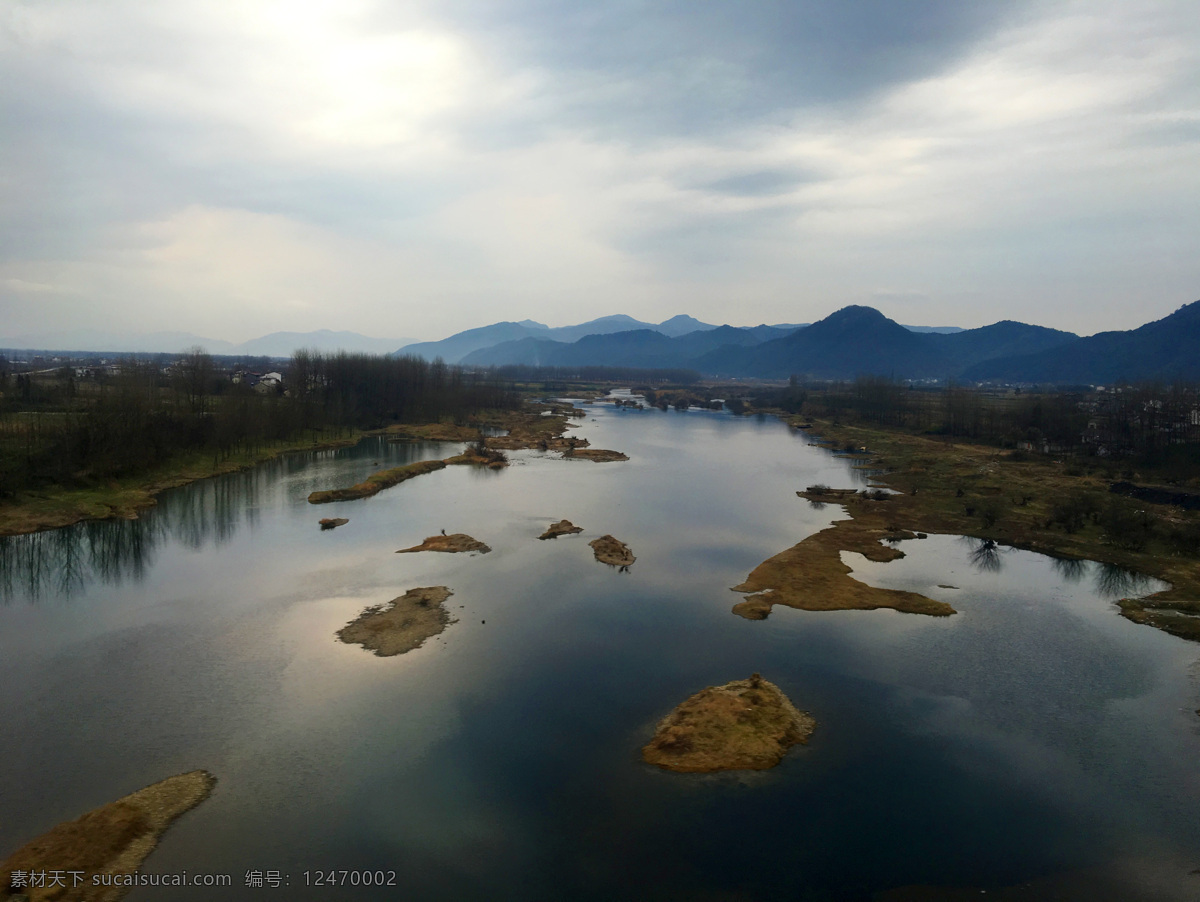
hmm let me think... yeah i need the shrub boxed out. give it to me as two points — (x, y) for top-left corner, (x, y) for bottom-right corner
(1101, 498), (1155, 551)
(1049, 492), (1099, 534)
(976, 497), (1007, 529)
(1164, 522), (1200, 557)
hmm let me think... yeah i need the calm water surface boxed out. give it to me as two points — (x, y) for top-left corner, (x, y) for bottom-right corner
(1, 398), (1198, 901)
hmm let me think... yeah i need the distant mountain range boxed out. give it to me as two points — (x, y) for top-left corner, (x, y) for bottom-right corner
(962, 301), (1200, 383)
(393, 314), (965, 364)
(451, 307), (1074, 380)
(404, 302), (1200, 384)
(11, 301), (1195, 383)
(0, 329), (418, 357)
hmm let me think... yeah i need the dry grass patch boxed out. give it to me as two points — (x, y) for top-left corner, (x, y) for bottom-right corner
(539, 520), (583, 540)
(642, 674), (815, 773)
(337, 587), (455, 656)
(731, 515), (955, 620)
(476, 406), (587, 452)
(397, 533), (491, 554)
(307, 459), (447, 504)
(563, 448), (629, 462)
(589, 535), (635, 567)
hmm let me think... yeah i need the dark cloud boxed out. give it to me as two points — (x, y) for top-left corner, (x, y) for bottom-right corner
(434, 0), (1031, 140)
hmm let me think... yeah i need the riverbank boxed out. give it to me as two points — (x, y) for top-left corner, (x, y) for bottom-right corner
(0, 401), (594, 537)
(776, 414), (1200, 642)
(0, 431), (364, 537)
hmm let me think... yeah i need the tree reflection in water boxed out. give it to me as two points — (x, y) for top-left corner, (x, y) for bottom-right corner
(1094, 562), (1155, 599)
(0, 465), (266, 603)
(964, 536), (1005, 573)
(1050, 556), (1088, 583)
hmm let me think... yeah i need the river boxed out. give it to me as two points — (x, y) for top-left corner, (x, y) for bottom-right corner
(1, 396), (1198, 900)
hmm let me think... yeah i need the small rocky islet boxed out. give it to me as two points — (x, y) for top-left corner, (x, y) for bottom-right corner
(396, 533), (491, 554)
(538, 519), (583, 540)
(589, 535), (635, 567)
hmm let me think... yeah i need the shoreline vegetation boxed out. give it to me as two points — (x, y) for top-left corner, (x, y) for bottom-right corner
(642, 674), (815, 773)
(337, 586), (455, 656)
(765, 412), (1199, 642)
(0, 770), (215, 902)
(1, 396), (624, 532)
(0, 349), (517, 536)
(0, 430), (365, 536)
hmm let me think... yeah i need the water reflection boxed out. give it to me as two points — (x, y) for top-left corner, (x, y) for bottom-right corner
(1094, 562), (1155, 599)
(963, 536), (1005, 573)
(1050, 556), (1088, 583)
(0, 437), (449, 603)
(1, 456), (273, 602)
(159, 467), (263, 550)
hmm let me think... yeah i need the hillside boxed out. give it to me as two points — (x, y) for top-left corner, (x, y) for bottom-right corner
(964, 301), (1200, 384)
(700, 306), (933, 379)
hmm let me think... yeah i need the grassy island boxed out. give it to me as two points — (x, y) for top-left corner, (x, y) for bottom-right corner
(643, 674), (815, 773)
(338, 587), (456, 656)
(563, 448), (629, 462)
(0, 771), (215, 902)
(590, 535), (635, 567)
(396, 533), (491, 554)
(307, 458), (448, 504)
(539, 519), (583, 539)
(732, 515), (955, 619)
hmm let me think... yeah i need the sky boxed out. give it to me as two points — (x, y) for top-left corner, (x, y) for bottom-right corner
(2, 0), (1198, 344)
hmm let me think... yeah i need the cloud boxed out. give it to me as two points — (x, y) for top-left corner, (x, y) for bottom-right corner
(0, 0), (1198, 340)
